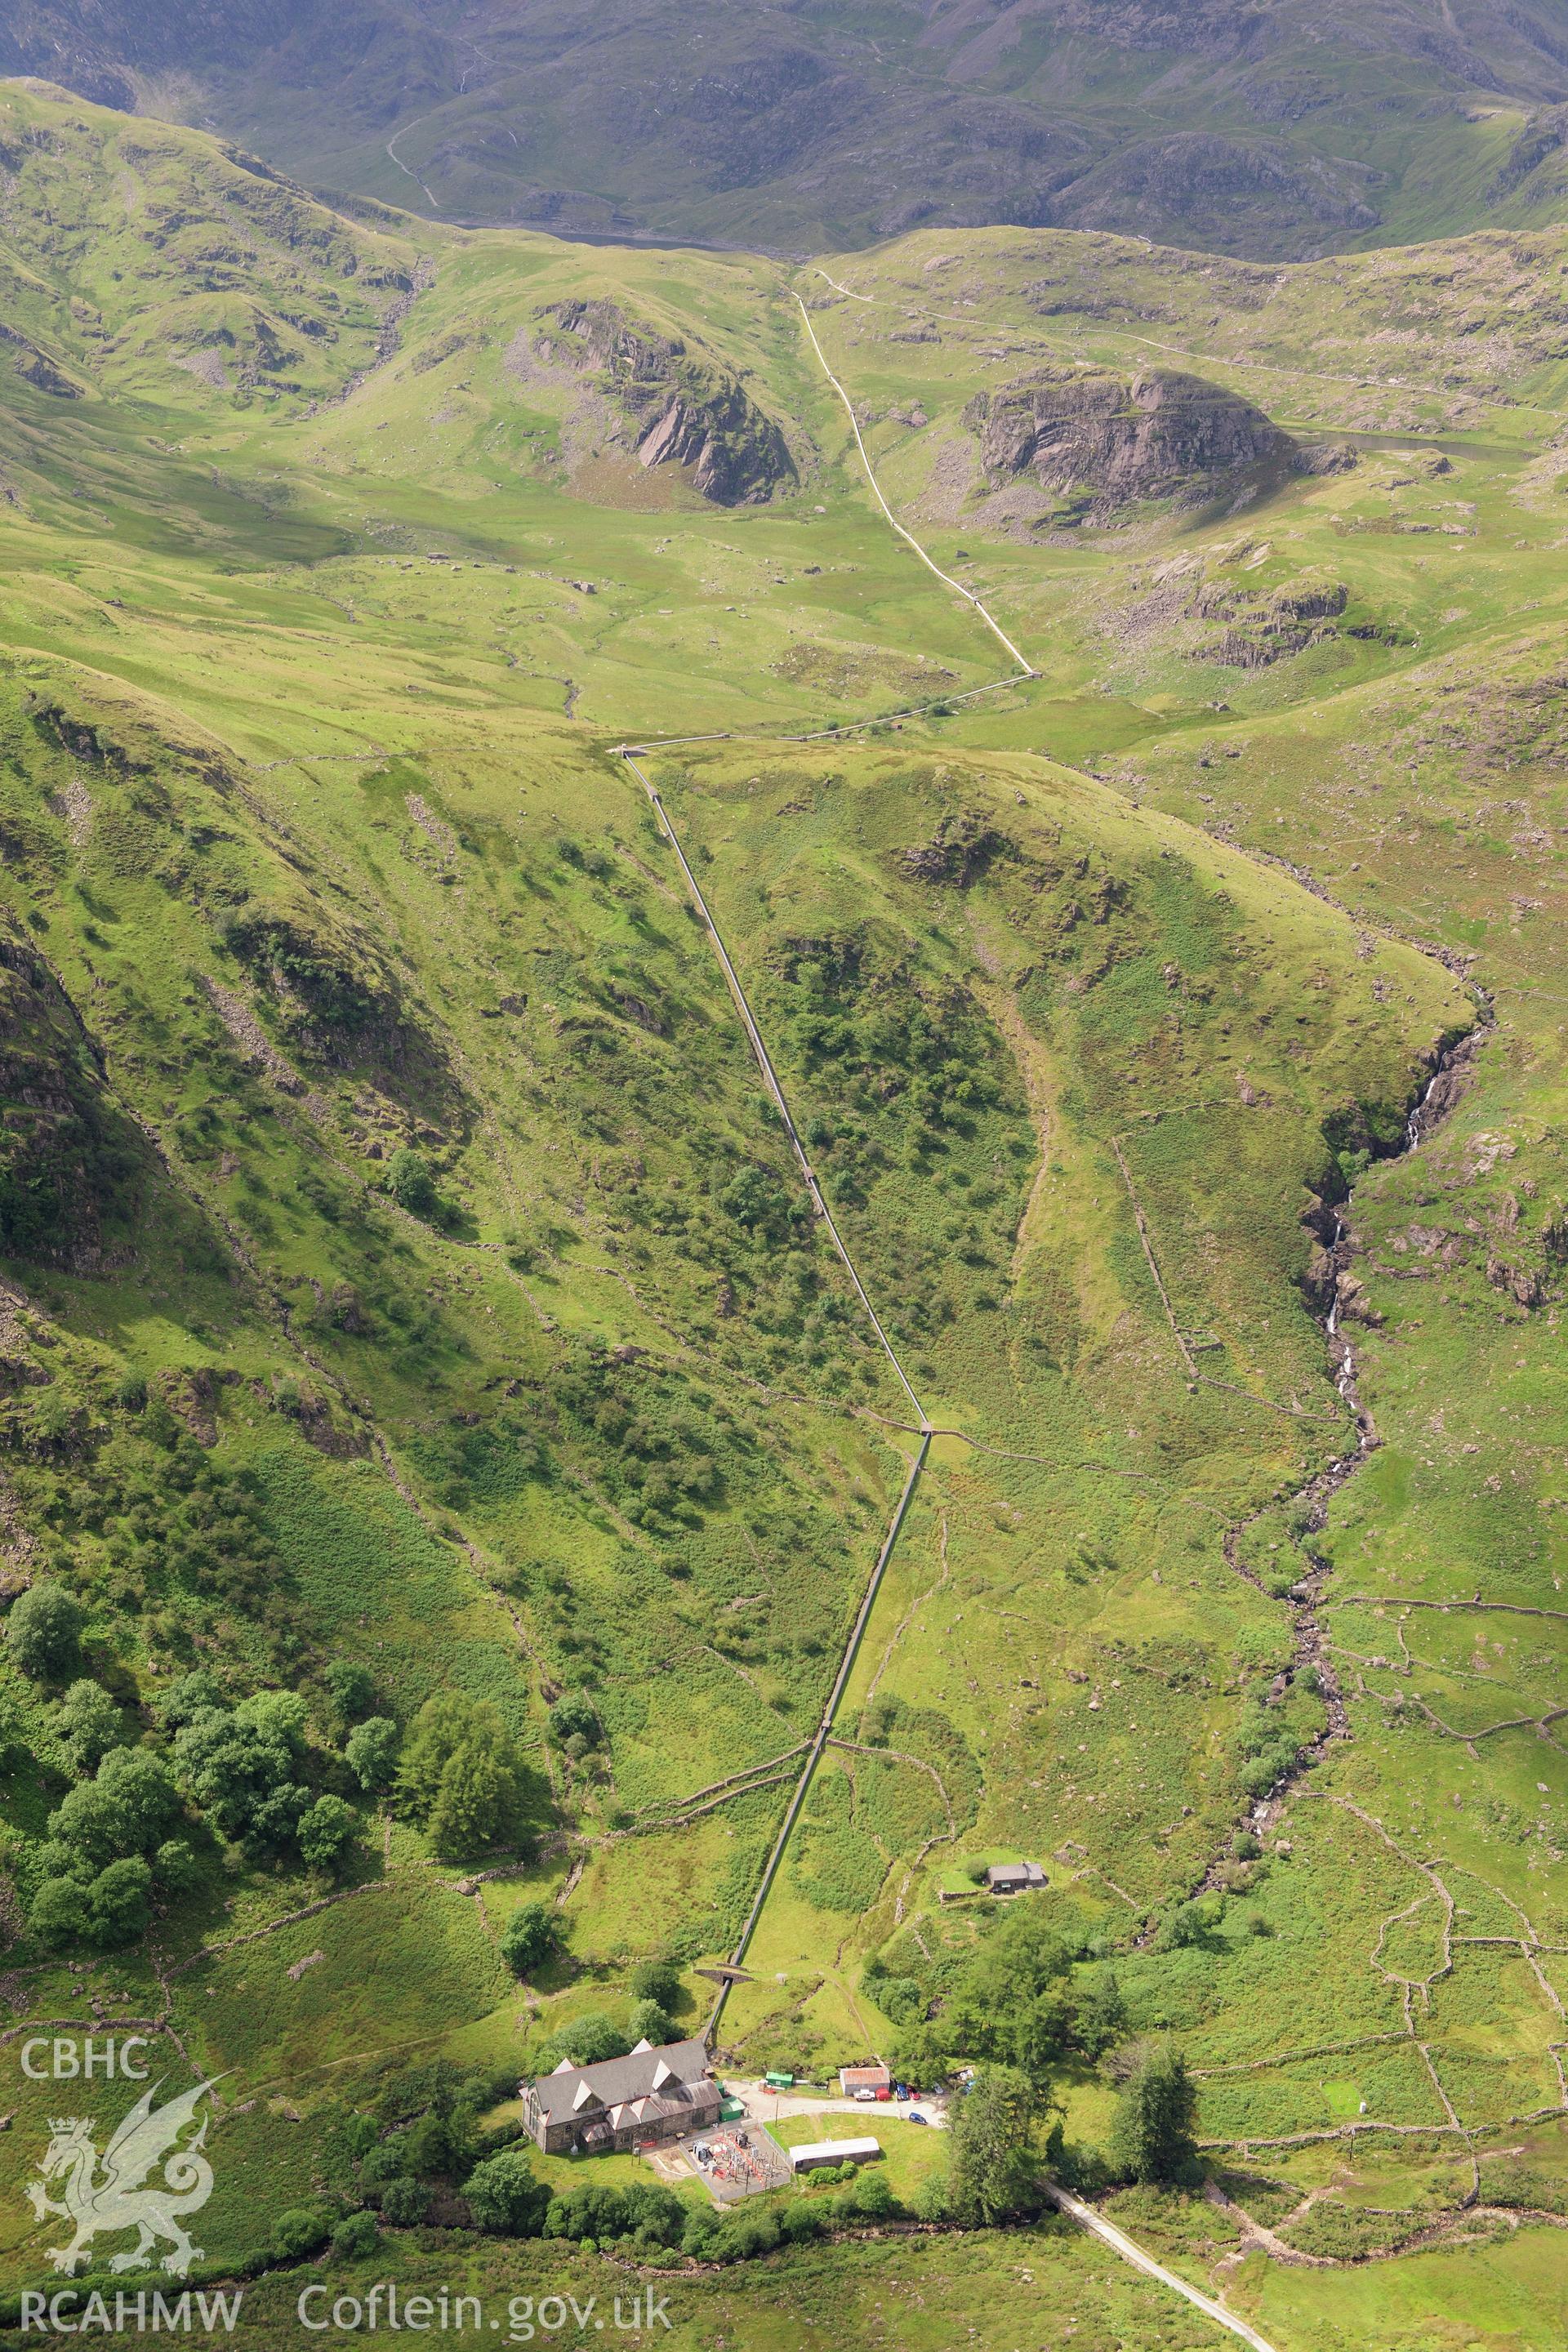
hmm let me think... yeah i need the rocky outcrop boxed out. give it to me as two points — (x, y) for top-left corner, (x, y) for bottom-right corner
(217, 902), (460, 1124)
(220, 907), (400, 1058)
(899, 806), (1011, 887)
(964, 365), (1298, 517)
(1192, 572), (1348, 666)
(533, 299), (796, 505)
(1112, 559), (1359, 668)
(1487, 104), (1568, 198)
(0, 323), (81, 399)
(1045, 131), (1382, 254)
(0, 922), (142, 1269)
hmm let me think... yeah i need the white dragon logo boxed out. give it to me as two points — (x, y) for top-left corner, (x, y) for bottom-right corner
(25, 2078), (219, 2277)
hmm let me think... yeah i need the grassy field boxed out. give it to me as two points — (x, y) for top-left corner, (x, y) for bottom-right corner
(0, 75), (1564, 2352)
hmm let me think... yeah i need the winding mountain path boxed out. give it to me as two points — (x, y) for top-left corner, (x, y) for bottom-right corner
(791, 289), (1037, 679)
(385, 117), (440, 212)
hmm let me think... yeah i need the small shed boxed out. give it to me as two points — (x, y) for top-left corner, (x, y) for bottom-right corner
(987, 1861), (1048, 1895)
(790, 2137), (883, 2174)
(838, 2063), (890, 2095)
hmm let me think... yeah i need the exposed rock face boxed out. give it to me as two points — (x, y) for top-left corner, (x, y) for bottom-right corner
(218, 903), (461, 1125)
(1489, 104), (1568, 197)
(964, 365), (1298, 514)
(1046, 131), (1382, 249)
(1113, 563), (1352, 668)
(0, 323), (80, 399)
(1192, 572), (1348, 666)
(536, 299), (796, 506)
(900, 806), (1010, 887)
(0, 922), (141, 1269)
(633, 388), (775, 503)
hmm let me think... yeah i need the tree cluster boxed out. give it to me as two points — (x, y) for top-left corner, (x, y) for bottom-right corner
(394, 1692), (528, 1855)
(17, 1648), (398, 1950)
(871, 1905), (1128, 2091)
(0, 1382), (299, 1670)
(30, 1746), (185, 1948)
(344, 2059), (547, 2237)
(172, 1685), (354, 1869)
(866, 1902), (1200, 2204)
(768, 929), (1010, 1150)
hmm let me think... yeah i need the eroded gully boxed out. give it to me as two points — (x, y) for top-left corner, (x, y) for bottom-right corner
(1205, 1021), (1494, 1875)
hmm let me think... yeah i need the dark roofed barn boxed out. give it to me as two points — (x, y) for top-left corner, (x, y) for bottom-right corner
(521, 2037), (721, 2155)
(987, 1861), (1048, 1895)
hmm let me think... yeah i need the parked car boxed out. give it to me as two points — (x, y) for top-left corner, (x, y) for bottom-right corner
(874, 2086), (892, 2101)
(853, 2087), (878, 2103)
(907, 2110), (929, 2127)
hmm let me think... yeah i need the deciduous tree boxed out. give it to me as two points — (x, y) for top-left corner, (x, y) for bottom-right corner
(300, 1793), (358, 1872)
(7, 1584), (81, 1679)
(345, 1716), (399, 1793)
(498, 1901), (556, 1978)
(464, 2150), (549, 2237)
(56, 1679), (126, 1775)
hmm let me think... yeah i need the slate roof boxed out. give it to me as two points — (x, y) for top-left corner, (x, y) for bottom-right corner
(526, 2037), (713, 2127)
(987, 1861), (1048, 1890)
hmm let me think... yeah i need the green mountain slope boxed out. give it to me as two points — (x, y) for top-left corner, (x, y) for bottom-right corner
(0, 80), (1562, 2352)
(10, 1), (1568, 256)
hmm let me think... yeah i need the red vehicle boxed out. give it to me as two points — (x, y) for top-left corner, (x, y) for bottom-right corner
(873, 2086), (892, 2101)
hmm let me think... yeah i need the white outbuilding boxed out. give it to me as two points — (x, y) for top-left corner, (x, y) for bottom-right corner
(789, 2136), (883, 2173)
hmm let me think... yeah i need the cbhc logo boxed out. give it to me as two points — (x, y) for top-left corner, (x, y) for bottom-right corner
(20, 2038), (150, 2080)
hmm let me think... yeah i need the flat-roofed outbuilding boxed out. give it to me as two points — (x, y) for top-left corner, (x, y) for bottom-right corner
(790, 2137), (883, 2173)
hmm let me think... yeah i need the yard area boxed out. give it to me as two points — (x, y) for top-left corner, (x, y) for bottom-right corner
(929, 1852), (1048, 1901)
(492, 2096), (949, 2213)
(762, 2111), (951, 2205)
(531, 2140), (715, 2206)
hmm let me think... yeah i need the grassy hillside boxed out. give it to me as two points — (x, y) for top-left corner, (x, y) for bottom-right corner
(0, 78), (1561, 2352)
